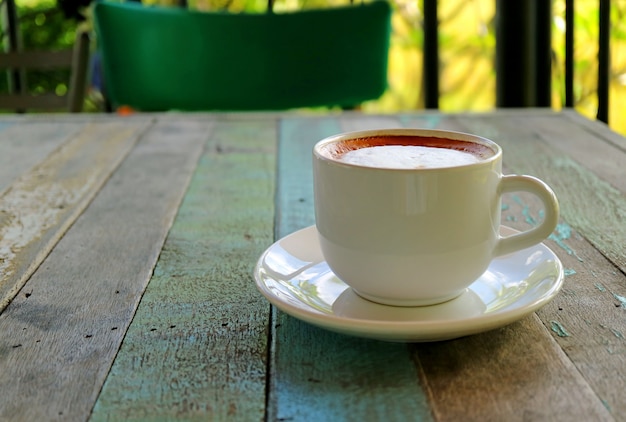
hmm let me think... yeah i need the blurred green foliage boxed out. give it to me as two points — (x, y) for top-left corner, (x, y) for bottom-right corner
(2, 0), (625, 135)
(0, 0), (79, 97)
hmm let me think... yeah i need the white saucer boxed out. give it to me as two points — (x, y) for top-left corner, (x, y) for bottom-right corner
(254, 225), (564, 342)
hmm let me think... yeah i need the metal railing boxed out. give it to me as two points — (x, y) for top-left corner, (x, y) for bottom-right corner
(423, 0), (611, 124)
(0, 0), (23, 94)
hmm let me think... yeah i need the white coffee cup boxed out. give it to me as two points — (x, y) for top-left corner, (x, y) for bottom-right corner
(313, 128), (559, 307)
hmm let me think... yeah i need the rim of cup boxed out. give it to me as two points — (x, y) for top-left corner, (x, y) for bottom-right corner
(313, 128), (502, 171)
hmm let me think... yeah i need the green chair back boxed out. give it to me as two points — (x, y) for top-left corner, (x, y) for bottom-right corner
(94, 1), (392, 111)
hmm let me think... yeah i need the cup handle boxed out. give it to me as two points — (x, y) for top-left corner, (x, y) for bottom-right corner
(494, 175), (560, 257)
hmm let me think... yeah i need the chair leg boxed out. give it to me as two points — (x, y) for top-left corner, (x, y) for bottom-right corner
(68, 30), (90, 113)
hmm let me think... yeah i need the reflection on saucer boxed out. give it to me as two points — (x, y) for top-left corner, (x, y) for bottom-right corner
(332, 288), (486, 322)
(254, 225), (564, 342)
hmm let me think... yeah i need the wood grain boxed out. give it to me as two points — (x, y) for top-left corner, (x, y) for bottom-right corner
(0, 119), (84, 192)
(0, 111), (623, 421)
(90, 118), (276, 420)
(454, 112), (626, 272)
(273, 112), (624, 421)
(0, 119), (150, 313)
(269, 115), (434, 422)
(371, 112), (617, 420)
(415, 317), (612, 421)
(0, 119), (206, 421)
(450, 112), (626, 418)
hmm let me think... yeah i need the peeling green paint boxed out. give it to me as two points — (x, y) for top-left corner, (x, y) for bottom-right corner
(564, 268), (577, 276)
(510, 195), (538, 225)
(595, 283), (607, 292)
(550, 321), (570, 337)
(522, 207), (537, 225)
(613, 293), (626, 308)
(549, 223), (583, 262)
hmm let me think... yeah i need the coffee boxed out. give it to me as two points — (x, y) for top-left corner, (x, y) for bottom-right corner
(320, 135), (495, 169)
(340, 145), (479, 169)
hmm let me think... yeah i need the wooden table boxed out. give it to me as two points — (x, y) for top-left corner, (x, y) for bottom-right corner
(0, 110), (624, 421)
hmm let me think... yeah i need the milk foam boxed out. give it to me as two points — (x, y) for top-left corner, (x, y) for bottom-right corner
(340, 145), (480, 169)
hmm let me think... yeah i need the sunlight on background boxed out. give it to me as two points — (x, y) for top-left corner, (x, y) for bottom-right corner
(366, 0), (626, 135)
(11, 0), (626, 135)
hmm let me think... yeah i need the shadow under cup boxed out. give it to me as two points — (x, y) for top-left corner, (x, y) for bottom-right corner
(312, 128), (559, 307)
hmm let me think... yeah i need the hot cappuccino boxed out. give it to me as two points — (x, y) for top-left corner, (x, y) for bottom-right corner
(340, 145), (479, 169)
(320, 135), (495, 170)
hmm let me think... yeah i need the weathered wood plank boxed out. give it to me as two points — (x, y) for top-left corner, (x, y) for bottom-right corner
(525, 112), (626, 193)
(0, 110), (622, 421)
(448, 112), (626, 418)
(534, 222), (626, 417)
(0, 120), (152, 314)
(418, 186), (619, 420)
(90, 118), (276, 420)
(563, 108), (626, 151)
(269, 115), (435, 422)
(0, 119), (207, 421)
(0, 121), (86, 192)
(415, 317), (612, 421)
(494, 175), (612, 367)
(274, 115), (341, 237)
(453, 113), (626, 274)
(364, 112), (616, 420)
